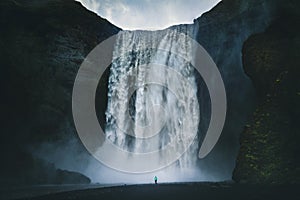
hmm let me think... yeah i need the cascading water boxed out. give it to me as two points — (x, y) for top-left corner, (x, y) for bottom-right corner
(104, 24), (202, 178)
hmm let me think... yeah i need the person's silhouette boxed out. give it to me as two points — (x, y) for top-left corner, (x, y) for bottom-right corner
(154, 176), (158, 184)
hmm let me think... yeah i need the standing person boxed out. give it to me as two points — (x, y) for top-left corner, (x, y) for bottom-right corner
(154, 176), (158, 184)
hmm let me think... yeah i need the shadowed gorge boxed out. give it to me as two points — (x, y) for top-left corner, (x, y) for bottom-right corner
(0, 0), (299, 199)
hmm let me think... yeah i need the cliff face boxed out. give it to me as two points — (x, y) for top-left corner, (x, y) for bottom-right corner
(233, 0), (300, 184)
(0, 0), (119, 185)
(193, 0), (282, 179)
(192, 0), (299, 183)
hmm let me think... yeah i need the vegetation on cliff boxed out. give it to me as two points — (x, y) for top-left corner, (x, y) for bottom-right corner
(233, 0), (300, 183)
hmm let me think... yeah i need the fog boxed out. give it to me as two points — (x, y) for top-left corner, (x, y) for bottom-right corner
(33, 138), (224, 184)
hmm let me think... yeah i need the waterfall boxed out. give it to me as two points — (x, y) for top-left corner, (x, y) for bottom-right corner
(104, 24), (200, 173)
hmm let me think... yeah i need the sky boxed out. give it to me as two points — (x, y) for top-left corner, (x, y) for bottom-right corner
(76, 0), (221, 30)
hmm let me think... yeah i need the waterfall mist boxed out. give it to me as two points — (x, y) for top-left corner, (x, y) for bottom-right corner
(84, 23), (220, 183)
(33, 22), (232, 184)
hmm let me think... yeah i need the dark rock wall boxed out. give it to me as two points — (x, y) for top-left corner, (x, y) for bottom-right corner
(193, 0), (282, 179)
(0, 0), (119, 185)
(233, 0), (300, 183)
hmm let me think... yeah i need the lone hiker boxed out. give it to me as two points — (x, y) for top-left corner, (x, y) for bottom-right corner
(154, 176), (158, 184)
